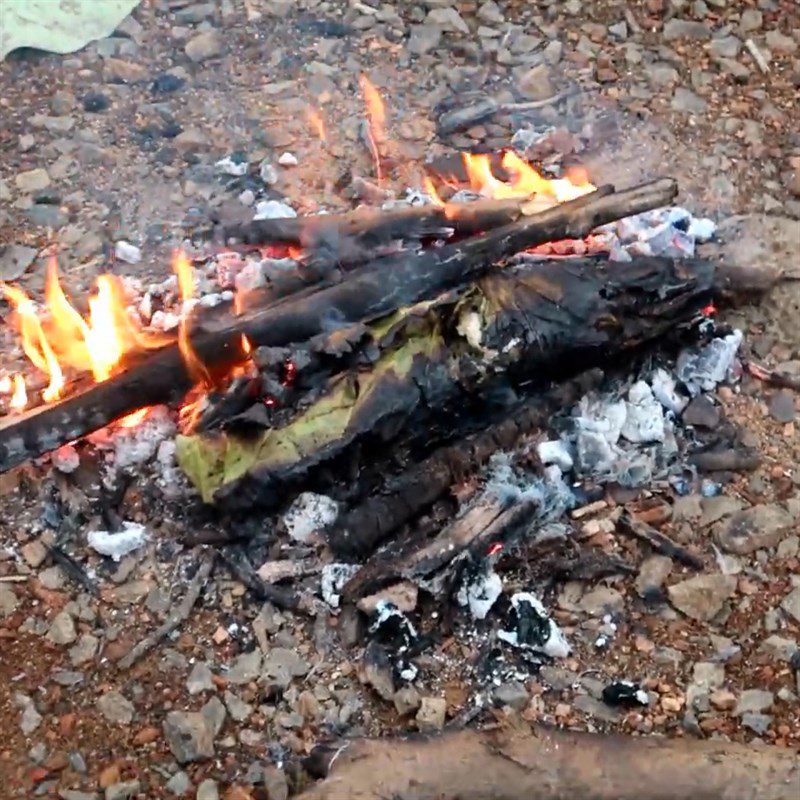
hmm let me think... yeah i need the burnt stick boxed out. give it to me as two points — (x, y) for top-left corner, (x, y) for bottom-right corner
(0, 179), (676, 473)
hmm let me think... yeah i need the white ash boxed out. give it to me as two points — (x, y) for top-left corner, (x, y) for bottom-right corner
(320, 563), (359, 609)
(215, 156), (248, 177)
(253, 199), (296, 220)
(112, 406), (176, 469)
(651, 368), (688, 414)
(369, 600), (418, 648)
(456, 565), (503, 620)
(115, 241), (142, 264)
(87, 522), (148, 562)
(676, 330), (743, 395)
(282, 492), (339, 543)
(620, 381), (665, 444)
(51, 444), (80, 473)
(278, 152), (298, 167)
(198, 291), (233, 308)
(498, 592), (571, 659)
(149, 309), (180, 332)
(536, 440), (573, 472)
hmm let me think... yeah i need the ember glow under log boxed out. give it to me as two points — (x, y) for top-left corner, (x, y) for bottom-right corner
(0, 179), (677, 473)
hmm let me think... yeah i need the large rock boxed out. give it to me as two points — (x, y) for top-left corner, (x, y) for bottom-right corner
(715, 504), (794, 554)
(667, 574), (736, 621)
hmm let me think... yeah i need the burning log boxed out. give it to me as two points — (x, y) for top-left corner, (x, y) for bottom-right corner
(0, 180), (677, 473)
(298, 724), (800, 800)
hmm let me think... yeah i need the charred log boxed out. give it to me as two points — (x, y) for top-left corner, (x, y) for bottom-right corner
(297, 724), (800, 800)
(0, 180), (675, 473)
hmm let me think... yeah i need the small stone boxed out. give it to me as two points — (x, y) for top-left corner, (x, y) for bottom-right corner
(765, 30), (797, 55)
(699, 495), (743, 526)
(0, 244), (37, 280)
(223, 691), (252, 722)
(578, 586), (625, 616)
(635, 555), (673, 597)
(758, 635), (798, 662)
(196, 780), (219, 800)
(277, 152), (298, 166)
(416, 696), (447, 731)
(407, 25), (442, 56)
(114, 241), (141, 264)
(263, 766), (289, 800)
(105, 781), (140, 800)
(671, 87), (708, 113)
(360, 641), (396, 701)
(663, 19), (711, 41)
(672, 494), (703, 521)
(735, 689), (773, 715)
(163, 711), (215, 763)
(710, 689), (737, 710)
(741, 713), (772, 734)
(710, 36), (742, 59)
(174, 128), (209, 150)
(426, 8), (469, 34)
(543, 39), (563, 65)
(103, 57), (147, 83)
(682, 395), (720, 428)
(478, 2), (504, 24)
(15, 693), (42, 734)
(0, 584), (19, 616)
(201, 696), (227, 737)
(185, 31), (223, 62)
(15, 168), (50, 193)
(47, 611), (77, 645)
(518, 64), (554, 100)
(768, 390), (795, 423)
(226, 650), (262, 684)
(166, 771), (191, 795)
(780, 587), (800, 624)
(739, 9), (762, 33)
(187, 662), (215, 695)
(393, 686), (421, 715)
(493, 681), (529, 710)
(715, 505), (794, 554)
(97, 691), (134, 725)
(69, 634), (98, 666)
(667, 573), (736, 621)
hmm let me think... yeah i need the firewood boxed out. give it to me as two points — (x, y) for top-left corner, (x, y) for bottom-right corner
(297, 723), (800, 800)
(0, 180), (676, 473)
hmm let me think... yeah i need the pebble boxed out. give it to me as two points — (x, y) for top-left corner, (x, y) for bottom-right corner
(196, 780), (219, 800)
(223, 690), (253, 722)
(166, 771), (191, 795)
(780, 587), (800, 624)
(0, 244), (37, 280)
(493, 681), (529, 710)
(0, 584), (19, 616)
(97, 691), (135, 725)
(671, 87), (708, 113)
(163, 711), (215, 763)
(663, 19), (711, 41)
(426, 8), (469, 34)
(739, 9), (762, 33)
(682, 395), (720, 428)
(47, 611), (77, 645)
(185, 31), (223, 62)
(15, 168), (50, 193)
(709, 36), (742, 59)
(187, 662), (215, 695)
(741, 713), (772, 734)
(709, 688), (737, 710)
(226, 650), (262, 684)
(105, 781), (140, 800)
(518, 64), (554, 101)
(393, 686), (421, 715)
(735, 689), (774, 715)
(278, 152), (298, 166)
(416, 696), (447, 731)
(15, 693), (42, 734)
(114, 241), (141, 264)
(263, 767), (289, 800)
(765, 30), (797, 55)
(635, 554), (673, 597)
(667, 574), (736, 621)
(715, 504), (794, 554)
(103, 58), (147, 83)
(407, 24), (442, 56)
(83, 92), (110, 112)
(768, 390), (795, 423)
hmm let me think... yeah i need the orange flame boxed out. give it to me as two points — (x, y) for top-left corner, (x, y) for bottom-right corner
(117, 406), (151, 429)
(0, 376), (9, 394)
(461, 152), (595, 203)
(173, 250), (212, 388)
(360, 74), (386, 183)
(10, 374), (27, 410)
(241, 334), (252, 357)
(306, 107), (327, 143)
(423, 175), (445, 208)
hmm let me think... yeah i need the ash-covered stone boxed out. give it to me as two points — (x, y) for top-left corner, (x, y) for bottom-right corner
(456, 562), (503, 620)
(602, 680), (650, 708)
(253, 199), (296, 220)
(320, 563), (359, 609)
(87, 522), (147, 562)
(676, 330), (743, 395)
(282, 492), (339, 543)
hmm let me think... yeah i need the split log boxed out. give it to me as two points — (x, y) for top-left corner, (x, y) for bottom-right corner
(0, 180), (675, 473)
(298, 724), (800, 800)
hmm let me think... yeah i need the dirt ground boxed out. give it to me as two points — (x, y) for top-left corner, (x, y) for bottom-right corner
(1, 1), (799, 798)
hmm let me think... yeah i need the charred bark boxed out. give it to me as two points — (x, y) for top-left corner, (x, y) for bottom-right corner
(0, 180), (675, 473)
(297, 724), (800, 800)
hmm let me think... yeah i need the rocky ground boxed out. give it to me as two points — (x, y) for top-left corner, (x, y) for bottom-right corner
(1, 0), (799, 798)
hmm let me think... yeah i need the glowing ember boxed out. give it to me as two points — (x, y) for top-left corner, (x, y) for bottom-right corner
(360, 74), (387, 183)
(117, 406), (151, 429)
(461, 152), (595, 203)
(9, 374), (27, 410)
(306, 107), (327, 143)
(423, 175), (445, 208)
(173, 249), (212, 388)
(241, 334), (252, 357)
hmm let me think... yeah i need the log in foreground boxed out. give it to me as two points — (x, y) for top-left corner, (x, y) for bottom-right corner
(0, 180), (675, 473)
(297, 724), (800, 800)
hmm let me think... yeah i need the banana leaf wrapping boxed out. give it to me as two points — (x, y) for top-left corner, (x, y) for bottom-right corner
(175, 256), (715, 507)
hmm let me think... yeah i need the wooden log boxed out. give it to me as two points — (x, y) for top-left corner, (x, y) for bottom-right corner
(0, 180), (675, 473)
(297, 724), (800, 800)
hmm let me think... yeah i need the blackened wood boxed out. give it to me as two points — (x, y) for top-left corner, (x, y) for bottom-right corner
(0, 180), (675, 473)
(618, 512), (704, 569)
(328, 400), (552, 560)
